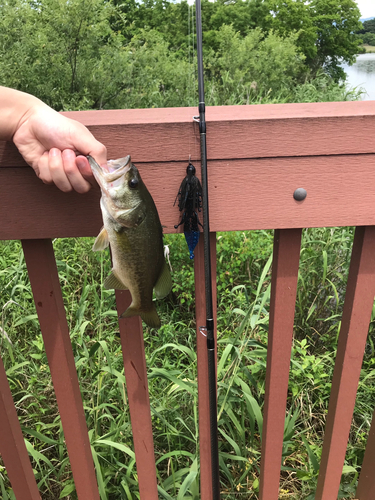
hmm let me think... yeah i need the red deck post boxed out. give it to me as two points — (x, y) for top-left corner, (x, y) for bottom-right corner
(357, 408), (375, 499)
(116, 290), (158, 500)
(259, 228), (302, 499)
(194, 233), (218, 500)
(0, 355), (41, 499)
(22, 239), (100, 500)
(315, 226), (375, 500)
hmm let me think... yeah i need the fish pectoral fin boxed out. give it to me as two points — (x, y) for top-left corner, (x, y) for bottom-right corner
(154, 260), (172, 300)
(93, 227), (109, 251)
(119, 304), (161, 329)
(104, 270), (128, 290)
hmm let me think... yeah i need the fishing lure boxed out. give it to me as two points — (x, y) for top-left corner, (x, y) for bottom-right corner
(174, 162), (203, 259)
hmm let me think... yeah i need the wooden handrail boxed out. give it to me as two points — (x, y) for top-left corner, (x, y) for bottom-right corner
(1, 101), (375, 500)
(2, 101), (375, 241)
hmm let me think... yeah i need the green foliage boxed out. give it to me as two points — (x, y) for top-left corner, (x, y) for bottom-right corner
(270, 0), (362, 81)
(0, 0), (122, 109)
(291, 73), (364, 102)
(1, 226), (374, 498)
(205, 26), (305, 105)
(357, 18), (375, 35)
(307, 0), (362, 81)
(269, 0), (318, 62)
(0, 0), (363, 109)
(361, 32), (375, 46)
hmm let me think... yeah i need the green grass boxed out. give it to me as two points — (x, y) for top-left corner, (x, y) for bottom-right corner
(362, 45), (375, 53)
(0, 227), (373, 499)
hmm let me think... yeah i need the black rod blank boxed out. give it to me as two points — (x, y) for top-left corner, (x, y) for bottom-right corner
(195, 0), (220, 497)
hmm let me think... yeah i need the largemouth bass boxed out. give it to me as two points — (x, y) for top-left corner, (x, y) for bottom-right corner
(88, 155), (172, 329)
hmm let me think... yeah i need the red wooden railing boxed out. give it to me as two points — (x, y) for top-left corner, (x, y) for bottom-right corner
(1, 101), (375, 499)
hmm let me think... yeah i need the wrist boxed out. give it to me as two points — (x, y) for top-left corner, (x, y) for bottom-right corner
(0, 87), (49, 141)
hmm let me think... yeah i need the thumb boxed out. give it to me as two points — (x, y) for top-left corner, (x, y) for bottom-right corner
(69, 120), (107, 167)
(74, 133), (107, 186)
(87, 141), (107, 167)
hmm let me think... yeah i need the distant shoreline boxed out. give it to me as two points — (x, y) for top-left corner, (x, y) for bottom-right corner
(359, 45), (375, 53)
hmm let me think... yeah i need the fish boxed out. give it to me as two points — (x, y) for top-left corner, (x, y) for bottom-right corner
(88, 155), (172, 329)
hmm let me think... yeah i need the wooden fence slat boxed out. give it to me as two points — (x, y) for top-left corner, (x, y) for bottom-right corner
(259, 228), (302, 500)
(357, 408), (375, 499)
(0, 355), (41, 499)
(115, 290), (158, 500)
(315, 226), (375, 500)
(194, 233), (218, 500)
(21, 239), (100, 500)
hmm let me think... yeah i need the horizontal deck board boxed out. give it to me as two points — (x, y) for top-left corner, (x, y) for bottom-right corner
(2, 153), (375, 239)
(1, 102), (375, 168)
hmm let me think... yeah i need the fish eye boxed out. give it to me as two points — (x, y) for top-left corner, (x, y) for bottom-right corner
(128, 178), (139, 189)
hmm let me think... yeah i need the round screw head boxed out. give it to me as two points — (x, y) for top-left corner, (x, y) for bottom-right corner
(293, 188), (307, 201)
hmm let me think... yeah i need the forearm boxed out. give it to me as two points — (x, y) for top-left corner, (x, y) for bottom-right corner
(0, 86), (48, 141)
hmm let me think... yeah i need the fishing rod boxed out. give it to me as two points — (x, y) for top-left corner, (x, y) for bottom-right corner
(194, 0), (220, 497)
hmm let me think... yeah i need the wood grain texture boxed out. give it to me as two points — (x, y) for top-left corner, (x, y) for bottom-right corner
(0, 355), (41, 500)
(2, 153), (375, 240)
(22, 239), (100, 500)
(315, 226), (375, 500)
(2, 101), (375, 168)
(357, 409), (375, 499)
(116, 290), (158, 500)
(259, 229), (302, 500)
(194, 234), (218, 500)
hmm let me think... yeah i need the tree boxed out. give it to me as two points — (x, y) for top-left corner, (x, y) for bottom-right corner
(205, 25), (305, 104)
(357, 19), (375, 35)
(308, 0), (362, 81)
(0, 0), (129, 109)
(270, 0), (317, 62)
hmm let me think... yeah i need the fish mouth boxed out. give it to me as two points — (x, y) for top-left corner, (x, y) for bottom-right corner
(88, 155), (132, 185)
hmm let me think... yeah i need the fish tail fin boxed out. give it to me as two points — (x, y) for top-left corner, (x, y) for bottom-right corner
(119, 304), (161, 329)
(140, 307), (161, 329)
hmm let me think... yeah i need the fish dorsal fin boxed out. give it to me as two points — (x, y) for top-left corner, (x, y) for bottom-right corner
(104, 270), (128, 290)
(93, 227), (109, 251)
(154, 260), (172, 299)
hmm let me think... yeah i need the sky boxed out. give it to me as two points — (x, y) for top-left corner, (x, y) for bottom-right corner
(355, 0), (375, 19)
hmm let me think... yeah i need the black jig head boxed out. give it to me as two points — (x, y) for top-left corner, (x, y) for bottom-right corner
(174, 163), (203, 259)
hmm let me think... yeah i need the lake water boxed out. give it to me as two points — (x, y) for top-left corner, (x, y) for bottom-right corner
(342, 53), (375, 100)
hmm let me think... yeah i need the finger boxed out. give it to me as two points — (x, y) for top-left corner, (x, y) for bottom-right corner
(62, 150), (91, 194)
(36, 152), (54, 185)
(90, 142), (107, 167)
(49, 148), (73, 192)
(67, 120), (107, 166)
(76, 156), (97, 189)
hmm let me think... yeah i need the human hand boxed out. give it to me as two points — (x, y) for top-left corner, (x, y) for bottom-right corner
(13, 102), (107, 193)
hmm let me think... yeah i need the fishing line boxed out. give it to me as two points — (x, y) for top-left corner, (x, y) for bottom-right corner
(188, 1), (197, 157)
